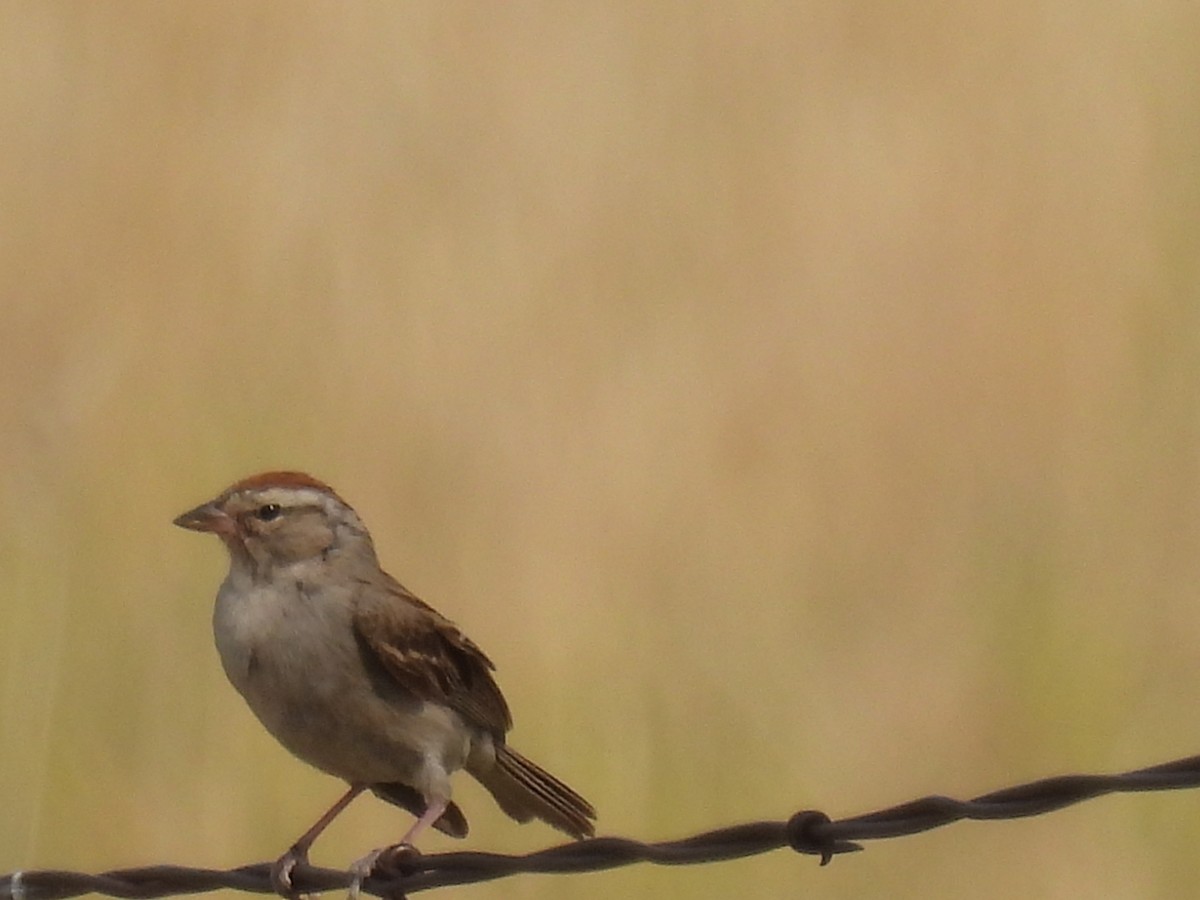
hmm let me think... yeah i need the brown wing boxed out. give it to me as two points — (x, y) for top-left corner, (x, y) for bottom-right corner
(352, 574), (513, 736)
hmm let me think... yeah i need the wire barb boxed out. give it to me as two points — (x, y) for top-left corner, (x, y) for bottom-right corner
(5, 751), (1200, 898)
(786, 810), (862, 864)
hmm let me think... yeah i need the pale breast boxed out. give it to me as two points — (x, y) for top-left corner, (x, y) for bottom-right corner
(211, 573), (475, 785)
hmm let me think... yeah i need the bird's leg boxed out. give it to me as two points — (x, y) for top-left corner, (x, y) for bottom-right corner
(347, 798), (448, 900)
(398, 796), (449, 846)
(271, 783), (367, 897)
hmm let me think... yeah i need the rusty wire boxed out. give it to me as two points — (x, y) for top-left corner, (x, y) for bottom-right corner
(5, 751), (1200, 899)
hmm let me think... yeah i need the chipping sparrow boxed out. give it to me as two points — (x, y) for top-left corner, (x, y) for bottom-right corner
(174, 471), (595, 894)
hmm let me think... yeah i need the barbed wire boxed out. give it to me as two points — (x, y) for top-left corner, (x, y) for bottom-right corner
(5, 751), (1200, 900)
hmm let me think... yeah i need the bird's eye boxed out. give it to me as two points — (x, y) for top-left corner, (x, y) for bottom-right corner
(255, 503), (282, 521)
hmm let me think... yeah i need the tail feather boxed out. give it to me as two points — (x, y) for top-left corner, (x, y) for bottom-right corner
(473, 745), (596, 840)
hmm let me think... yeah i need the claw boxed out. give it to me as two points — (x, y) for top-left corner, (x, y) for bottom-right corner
(346, 847), (384, 900)
(270, 784), (369, 897)
(270, 846), (307, 898)
(347, 843), (420, 899)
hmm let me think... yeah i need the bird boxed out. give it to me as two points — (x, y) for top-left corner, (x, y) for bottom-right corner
(173, 471), (595, 893)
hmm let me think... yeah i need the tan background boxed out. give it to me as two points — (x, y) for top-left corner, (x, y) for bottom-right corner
(3, 4), (1200, 899)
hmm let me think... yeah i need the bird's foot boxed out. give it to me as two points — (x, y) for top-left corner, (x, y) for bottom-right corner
(347, 844), (421, 900)
(270, 845), (309, 898)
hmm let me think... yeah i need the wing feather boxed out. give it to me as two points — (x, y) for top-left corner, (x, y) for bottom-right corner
(352, 575), (513, 736)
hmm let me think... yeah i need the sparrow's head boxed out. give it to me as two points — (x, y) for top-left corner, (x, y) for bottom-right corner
(174, 471), (376, 575)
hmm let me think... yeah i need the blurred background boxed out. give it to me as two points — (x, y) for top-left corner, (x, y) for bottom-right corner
(2, 4), (1200, 898)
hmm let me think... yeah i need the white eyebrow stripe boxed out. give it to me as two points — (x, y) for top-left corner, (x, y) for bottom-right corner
(250, 487), (330, 508)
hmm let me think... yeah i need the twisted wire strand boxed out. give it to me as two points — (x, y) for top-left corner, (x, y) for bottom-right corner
(4, 752), (1199, 900)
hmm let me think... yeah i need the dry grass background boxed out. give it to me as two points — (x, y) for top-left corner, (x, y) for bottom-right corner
(2, 3), (1200, 898)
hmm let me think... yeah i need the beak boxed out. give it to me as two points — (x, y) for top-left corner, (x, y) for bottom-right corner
(173, 501), (235, 536)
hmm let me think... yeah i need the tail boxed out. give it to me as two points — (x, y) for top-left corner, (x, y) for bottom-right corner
(473, 745), (596, 839)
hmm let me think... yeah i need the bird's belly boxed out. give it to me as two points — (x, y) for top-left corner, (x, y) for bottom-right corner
(213, 580), (474, 786)
(246, 676), (474, 785)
